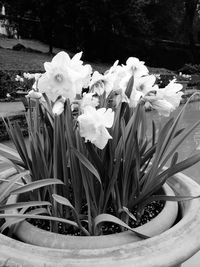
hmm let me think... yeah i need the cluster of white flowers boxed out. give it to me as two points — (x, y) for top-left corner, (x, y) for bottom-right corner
(26, 51), (184, 149)
(15, 73), (41, 83)
(15, 75), (24, 82)
(23, 72), (41, 81)
(89, 57), (183, 116)
(178, 72), (192, 81)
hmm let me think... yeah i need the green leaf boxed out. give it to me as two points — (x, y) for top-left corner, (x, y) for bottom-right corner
(0, 201), (51, 211)
(170, 152), (178, 167)
(152, 120), (156, 146)
(0, 143), (22, 162)
(27, 207), (49, 215)
(11, 178), (64, 195)
(52, 193), (90, 235)
(85, 142), (104, 178)
(0, 156), (21, 173)
(160, 120), (200, 169)
(141, 118), (174, 192)
(125, 76), (134, 98)
(139, 194), (200, 212)
(122, 206), (137, 221)
(52, 194), (74, 210)
(0, 206), (50, 233)
(94, 213), (148, 239)
(71, 148), (101, 184)
(0, 212), (79, 233)
(0, 171), (29, 203)
(166, 152), (200, 178)
(0, 213), (78, 230)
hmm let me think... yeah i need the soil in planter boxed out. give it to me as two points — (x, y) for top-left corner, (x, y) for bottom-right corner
(27, 200), (164, 236)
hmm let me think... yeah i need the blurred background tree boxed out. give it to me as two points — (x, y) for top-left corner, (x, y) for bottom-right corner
(2, 0), (200, 68)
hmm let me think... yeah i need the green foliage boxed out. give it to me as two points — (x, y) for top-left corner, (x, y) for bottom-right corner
(1, 90), (200, 236)
(3, 0), (200, 66)
(0, 70), (40, 99)
(0, 70), (19, 99)
(0, 115), (28, 142)
(179, 63), (200, 74)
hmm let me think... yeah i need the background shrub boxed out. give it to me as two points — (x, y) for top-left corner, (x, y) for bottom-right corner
(179, 64), (200, 74)
(0, 70), (41, 99)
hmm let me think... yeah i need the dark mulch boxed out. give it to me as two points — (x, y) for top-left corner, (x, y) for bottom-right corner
(28, 201), (164, 236)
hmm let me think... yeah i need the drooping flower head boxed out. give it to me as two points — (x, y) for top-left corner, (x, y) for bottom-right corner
(143, 79), (183, 117)
(151, 79), (183, 116)
(77, 106), (114, 149)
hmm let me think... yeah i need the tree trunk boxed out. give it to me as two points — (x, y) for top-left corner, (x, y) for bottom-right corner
(183, 0), (199, 63)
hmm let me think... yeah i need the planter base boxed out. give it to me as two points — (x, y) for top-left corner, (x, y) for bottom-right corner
(0, 172), (200, 266)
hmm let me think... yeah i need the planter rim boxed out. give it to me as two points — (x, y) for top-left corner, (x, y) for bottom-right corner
(0, 172), (200, 267)
(7, 182), (178, 249)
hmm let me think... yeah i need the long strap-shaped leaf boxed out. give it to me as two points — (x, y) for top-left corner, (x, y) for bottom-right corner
(11, 178), (63, 195)
(0, 213), (78, 233)
(94, 213), (148, 239)
(52, 194), (90, 236)
(0, 201), (51, 211)
(71, 148), (101, 184)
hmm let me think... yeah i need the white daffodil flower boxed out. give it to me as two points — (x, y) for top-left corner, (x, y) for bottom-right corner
(89, 71), (108, 95)
(77, 106), (114, 149)
(89, 69), (116, 97)
(129, 88), (144, 108)
(128, 74), (157, 108)
(37, 51), (92, 102)
(52, 97), (65, 115)
(89, 61), (125, 98)
(148, 99), (176, 117)
(156, 79), (183, 110)
(135, 75), (157, 94)
(125, 57), (149, 78)
(80, 93), (99, 111)
(114, 91), (130, 107)
(144, 80), (183, 117)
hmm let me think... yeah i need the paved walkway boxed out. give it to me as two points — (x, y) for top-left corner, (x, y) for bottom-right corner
(0, 101), (25, 117)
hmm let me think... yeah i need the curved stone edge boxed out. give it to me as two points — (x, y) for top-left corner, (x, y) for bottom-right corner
(0, 173), (199, 266)
(8, 183), (178, 249)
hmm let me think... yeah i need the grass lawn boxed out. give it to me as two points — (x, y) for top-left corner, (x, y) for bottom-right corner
(0, 48), (53, 71)
(0, 47), (111, 73)
(0, 35), (174, 74)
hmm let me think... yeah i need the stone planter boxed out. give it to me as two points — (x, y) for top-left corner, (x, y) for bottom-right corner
(0, 171), (200, 266)
(6, 183), (178, 249)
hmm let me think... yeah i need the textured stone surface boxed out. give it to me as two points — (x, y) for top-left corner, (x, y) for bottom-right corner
(0, 172), (200, 266)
